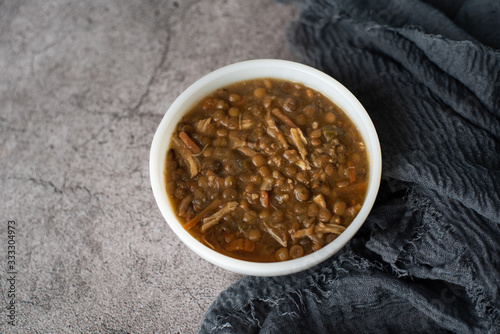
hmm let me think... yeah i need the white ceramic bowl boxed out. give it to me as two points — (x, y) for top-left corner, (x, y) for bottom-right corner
(150, 59), (382, 276)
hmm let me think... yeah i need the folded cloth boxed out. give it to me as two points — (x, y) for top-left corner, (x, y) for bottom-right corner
(199, 1), (500, 332)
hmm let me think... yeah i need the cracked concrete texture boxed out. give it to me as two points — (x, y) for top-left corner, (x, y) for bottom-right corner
(0, 0), (298, 332)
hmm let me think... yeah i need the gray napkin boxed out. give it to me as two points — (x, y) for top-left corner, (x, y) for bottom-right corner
(200, 1), (500, 332)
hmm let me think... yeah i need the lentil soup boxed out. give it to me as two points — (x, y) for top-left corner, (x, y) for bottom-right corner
(165, 78), (369, 262)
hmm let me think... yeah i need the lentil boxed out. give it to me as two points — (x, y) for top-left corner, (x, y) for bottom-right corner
(275, 247), (289, 261)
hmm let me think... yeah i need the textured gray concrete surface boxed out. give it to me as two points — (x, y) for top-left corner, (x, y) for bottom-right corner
(0, 1), (298, 332)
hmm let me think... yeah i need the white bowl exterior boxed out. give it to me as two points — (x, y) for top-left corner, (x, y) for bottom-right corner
(150, 59), (382, 276)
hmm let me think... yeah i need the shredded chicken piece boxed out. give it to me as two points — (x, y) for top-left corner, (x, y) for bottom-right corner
(292, 225), (315, 240)
(265, 110), (289, 149)
(263, 223), (288, 247)
(283, 149), (299, 162)
(295, 160), (310, 171)
(290, 128), (311, 170)
(313, 194), (327, 209)
(315, 223), (346, 235)
(292, 225), (323, 251)
(290, 128), (308, 159)
(292, 223), (345, 242)
(240, 118), (254, 130)
(178, 195), (193, 217)
(184, 199), (222, 230)
(261, 177), (273, 191)
(201, 201), (238, 233)
(195, 117), (212, 134)
(171, 137), (200, 177)
(228, 131), (246, 148)
(284, 149), (310, 171)
(238, 147), (259, 158)
(311, 154), (322, 168)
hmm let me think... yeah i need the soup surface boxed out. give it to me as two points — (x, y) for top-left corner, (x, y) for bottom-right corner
(165, 78), (369, 262)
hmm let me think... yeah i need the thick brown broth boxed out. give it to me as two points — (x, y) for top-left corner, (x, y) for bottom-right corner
(165, 78), (369, 262)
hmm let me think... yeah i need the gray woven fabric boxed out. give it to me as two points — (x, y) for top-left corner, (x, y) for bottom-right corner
(200, 1), (500, 333)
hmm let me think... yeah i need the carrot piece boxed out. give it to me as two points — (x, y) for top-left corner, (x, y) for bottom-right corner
(260, 190), (269, 208)
(226, 238), (244, 252)
(183, 199), (222, 231)
(347, 161), (356, 183)
(271, 108), (298, 128)
(179, 131), (201, 154)
(226, 238), (255, 252)
(243, 239), (256, 252)
(335, 182), (368, 196)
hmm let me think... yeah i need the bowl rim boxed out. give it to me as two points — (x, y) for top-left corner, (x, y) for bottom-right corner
(150, 59), (382, 276)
